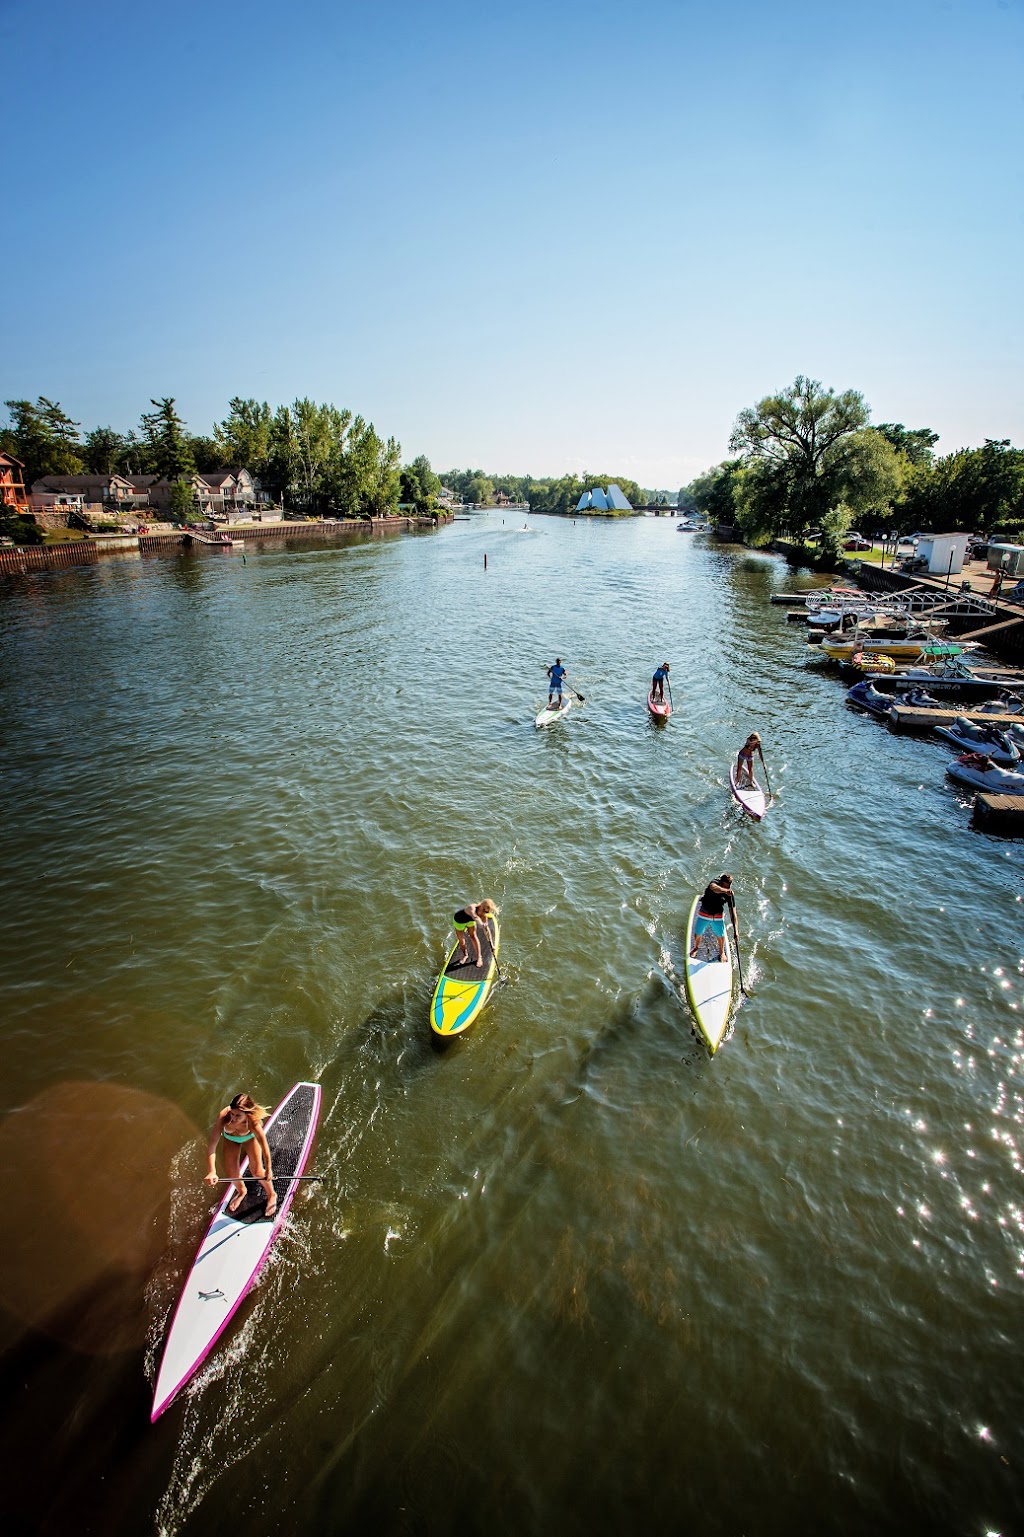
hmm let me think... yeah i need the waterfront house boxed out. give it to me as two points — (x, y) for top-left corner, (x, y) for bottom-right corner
(0, 452), (29, 513)
(31, 472), (139, 510)
(200, 469), (257, 518)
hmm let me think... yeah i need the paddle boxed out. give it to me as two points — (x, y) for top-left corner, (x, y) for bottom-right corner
(667, 677), (674, 711)
(730, 902), (750, 998)
(757, 745), (773, 800)
(541, 666), (585, 706)
(178, 1175), (325, 1185)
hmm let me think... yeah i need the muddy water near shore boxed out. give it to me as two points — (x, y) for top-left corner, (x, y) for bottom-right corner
(0, 515), (1021, 1536)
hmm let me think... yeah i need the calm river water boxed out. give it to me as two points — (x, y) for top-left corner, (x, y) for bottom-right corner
(1, 514), (1021, 1536)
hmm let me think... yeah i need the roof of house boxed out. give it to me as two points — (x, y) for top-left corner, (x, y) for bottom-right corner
(201, 471), (236, 487)
(124, 474), (158, 489)
(33, 474), (133, 491)
(0, 451), (25, 469)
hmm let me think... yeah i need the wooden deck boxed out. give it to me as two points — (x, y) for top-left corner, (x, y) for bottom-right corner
(889, 704), (1024, 732)
(972, 792), (1024, 836)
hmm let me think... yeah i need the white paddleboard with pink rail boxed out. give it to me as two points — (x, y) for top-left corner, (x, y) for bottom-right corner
(151, 1080), (321, 1421)
(729, 763), (768, 820)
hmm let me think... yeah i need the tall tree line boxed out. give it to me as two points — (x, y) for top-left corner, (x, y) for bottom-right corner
(682, 376), (1024, 554)
(0, 394), (405, 519)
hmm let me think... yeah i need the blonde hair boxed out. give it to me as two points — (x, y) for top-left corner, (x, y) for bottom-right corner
(746, 732), (761, 746)
(229, 1093), (269, 1123)
(477, 899), (499, 917)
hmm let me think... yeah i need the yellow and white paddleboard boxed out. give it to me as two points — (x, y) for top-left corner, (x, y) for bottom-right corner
(430, 914), (501, 1036)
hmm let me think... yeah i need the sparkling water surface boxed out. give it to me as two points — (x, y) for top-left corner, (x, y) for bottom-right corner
(0, 515), (1021, 1536)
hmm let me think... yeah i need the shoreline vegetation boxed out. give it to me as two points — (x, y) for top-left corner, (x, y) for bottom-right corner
(4, 375), (1019, 553)
(0, 394), (668, 545)
(681, 375), (1024, 557)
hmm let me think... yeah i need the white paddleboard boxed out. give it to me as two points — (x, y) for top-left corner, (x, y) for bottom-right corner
(683, 896), (734, 1053)
(729, 763), (767, 820)
(151, 1081), (321, 1421)
(535, 696), (572, 729)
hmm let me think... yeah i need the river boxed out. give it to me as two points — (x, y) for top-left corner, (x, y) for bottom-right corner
(0, 513), (1021, 1536)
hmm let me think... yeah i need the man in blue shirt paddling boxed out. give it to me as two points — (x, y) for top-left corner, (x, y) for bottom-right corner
(547, 658), (567, 707)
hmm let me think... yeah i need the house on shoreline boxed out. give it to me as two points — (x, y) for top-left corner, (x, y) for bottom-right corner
(0, 452), (29, 514)
(29, 467), (265, 524)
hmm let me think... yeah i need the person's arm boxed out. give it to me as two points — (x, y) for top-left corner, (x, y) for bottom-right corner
(255, 1125), (273, 1179)
(205, 1114), (224, 1185)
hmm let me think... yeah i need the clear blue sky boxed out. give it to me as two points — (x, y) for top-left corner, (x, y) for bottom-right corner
(3, 0), (1022, 485)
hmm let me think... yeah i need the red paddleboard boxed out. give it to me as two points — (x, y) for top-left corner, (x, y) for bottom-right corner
(647, 689), (671, 720)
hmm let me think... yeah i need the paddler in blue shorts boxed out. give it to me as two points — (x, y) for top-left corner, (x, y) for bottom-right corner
(652, 661), (670, 702)
(689, 874), (736, 965)
(546, 657), (567, 708)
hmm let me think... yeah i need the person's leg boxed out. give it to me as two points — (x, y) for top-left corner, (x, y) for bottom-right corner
(249, 1145), (276, 1218)
(473, 926), (484, 966)
(455, 926), (470, 962)
(224, 1145), (246, 1213)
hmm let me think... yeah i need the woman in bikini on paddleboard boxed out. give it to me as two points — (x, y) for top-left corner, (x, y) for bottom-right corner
(205, 1092), (276, 1217)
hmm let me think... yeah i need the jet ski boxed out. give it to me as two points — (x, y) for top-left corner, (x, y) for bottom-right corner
(946, 753), (1024, 793)
(846, 679), (893, 718)
(934, 717), (1021, 766)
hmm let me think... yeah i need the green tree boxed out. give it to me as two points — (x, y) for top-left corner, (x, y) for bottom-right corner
(874, 423), (939, 467)
(2, 396), (83, 484)
(689, 459), (744, 524)
(140, 398), (195, 481)
(215, 398), (273, 475)
(83, 425), (127, 476)
(901, 439), (1024, 535)
(400, 453), (440, 510)
(168, 478), (196, 523)
(728, 375), (871, 540)
(188, 435), (223, 473)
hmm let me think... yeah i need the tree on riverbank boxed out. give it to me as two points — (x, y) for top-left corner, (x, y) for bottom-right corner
(400, 455), (440, 511)
(900, 438), (1024, 537)
(140, 398), (196, 482)
(1, 397), (83, 485)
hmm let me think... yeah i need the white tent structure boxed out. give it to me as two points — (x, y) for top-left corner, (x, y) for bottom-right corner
(575, 483), (633, 512)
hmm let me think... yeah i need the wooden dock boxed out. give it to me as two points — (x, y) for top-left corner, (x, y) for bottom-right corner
(972, 792), (1024, 836)
(889, 704), (1024, 733)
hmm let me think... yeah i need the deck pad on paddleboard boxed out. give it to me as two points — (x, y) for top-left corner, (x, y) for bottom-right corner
(683, 896), (734, 1054)
(151, 1081), (321, 1420)
(431, 916), (500, 1035)
(535, 697), (572, 728)
(647, 690), (671, 719)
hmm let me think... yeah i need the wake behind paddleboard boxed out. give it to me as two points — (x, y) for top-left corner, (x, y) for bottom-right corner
(151, 1081), (322, 1421)
(430, 914), (501, 1035)
(683, 896), (734, 1054)
(729, 763), (767, 820)
(535, 697), (572, 728)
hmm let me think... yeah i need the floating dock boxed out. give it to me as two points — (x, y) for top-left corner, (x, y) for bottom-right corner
(972, 793), (1024, 837)
(889, 704), (1024, 733)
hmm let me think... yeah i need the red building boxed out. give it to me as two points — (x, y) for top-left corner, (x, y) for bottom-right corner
(0, 451), (28, 513)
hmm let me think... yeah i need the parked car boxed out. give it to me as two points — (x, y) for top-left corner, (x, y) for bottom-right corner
(843, 533), (872, 551)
